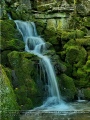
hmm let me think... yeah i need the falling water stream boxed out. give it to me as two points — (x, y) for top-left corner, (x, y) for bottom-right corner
(15, 20), (70, 111)
(15, 20), (90, 120)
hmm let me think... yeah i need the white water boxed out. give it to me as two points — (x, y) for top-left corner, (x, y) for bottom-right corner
(15, 20), (72, 111)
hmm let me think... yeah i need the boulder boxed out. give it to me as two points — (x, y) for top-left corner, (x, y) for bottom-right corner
(60, 74), (76, 101)
(1, 20), (24, 51)
(65, 46), (87, 65)
(0, 65), (19, 120)
(8, 51), (43, 110)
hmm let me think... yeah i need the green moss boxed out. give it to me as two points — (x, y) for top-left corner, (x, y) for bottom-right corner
(76, 68), (87, 78)
(83, 17), (90, 27)
(48, 36), (59, 45)
(61, 30), (85, 41)
(1, 20), (23, 50)
(0, 65), (19, 120)
(76, 38), (90, 46)
(37, 2), (56, 12)
(11, 11), (21, 20)
(61, 31), (76, 41)
(60, 74), (76, 101)
(7, 51), (42, 110)
(6, 39), (24, 50)
(65, 46), (87, 66)
(83, 60), (90, 72)
(1, 20), (16, 41)
(65, 46), (79, 64)
(68, 14), (83, 29)
(74, 77), (89, 88)
(14, 86), (33, 110)
(4, 67), (12, 82)
(88, 56), (90, 60)
(75, 47), (87, 67)
(76, 29), (85, 38)
(1, 39), (24, 50)
(64, 63), (73, 76)
(1, 50), (11, 66)
(35, 19), (46, 35)
(44, 19), (56, 36)
(84, 88), (90, 100)
(63, 39), (77, 49)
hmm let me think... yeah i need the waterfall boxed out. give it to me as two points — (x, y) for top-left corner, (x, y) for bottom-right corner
(15, 20), (69, 110)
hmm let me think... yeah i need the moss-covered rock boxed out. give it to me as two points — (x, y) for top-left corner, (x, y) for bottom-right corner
(76, 37), (90, 47)
(57, 18), (69, 31)
(61, 31), (75, 41)
(83, 88), (90, 100)
(60, 74), (76, 101)
(44, 19), (59, 46)
(83, 17), (90, 28)
(1, 20), (23, 50)
(36, 0), (57, 12)
(1, 20), (17, 40)
(45, 19), (56, 36)
(61, 30), (85, 41)
(0, 65), (19, 120)
(7, 51), (43, 110)
(35, 19), (47, 35)
(1, 39), (25, 51)
(83, 60), (90, 72)
(1, 50), (11, 67)
(65, 45), (87, 66)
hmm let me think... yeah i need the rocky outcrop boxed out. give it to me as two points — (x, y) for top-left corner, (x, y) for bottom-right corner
(8, 51), (44, 110)
(0, 65), (19, 120)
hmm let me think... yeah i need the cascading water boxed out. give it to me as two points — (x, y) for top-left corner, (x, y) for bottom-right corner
(15, 20), (70, 111)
